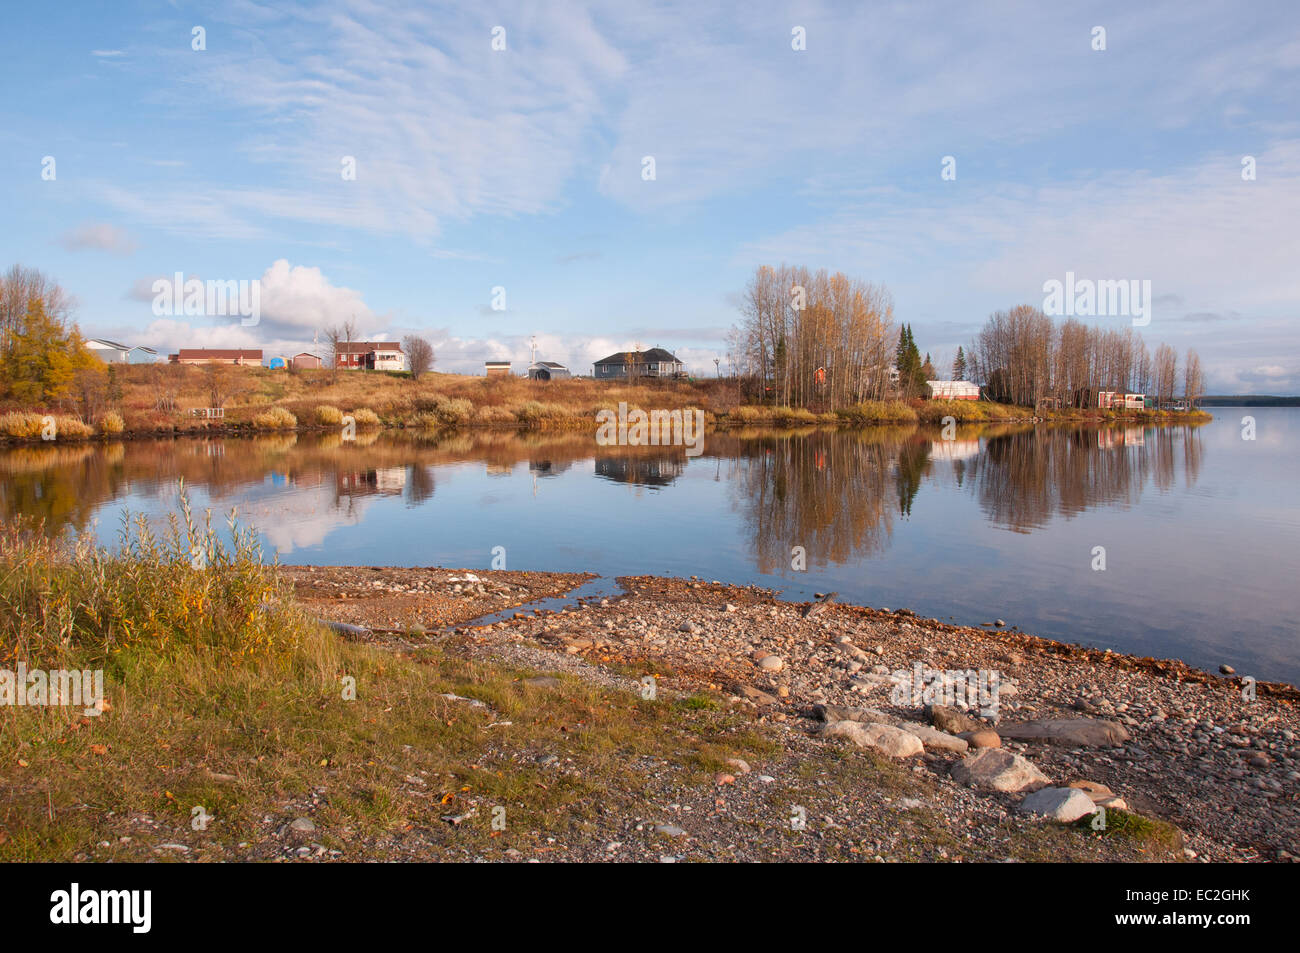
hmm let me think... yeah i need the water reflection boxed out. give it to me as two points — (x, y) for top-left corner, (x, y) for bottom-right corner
(0, 422), (1208, 552)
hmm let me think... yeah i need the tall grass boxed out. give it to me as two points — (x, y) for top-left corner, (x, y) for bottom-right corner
(0, 486), (312, 668)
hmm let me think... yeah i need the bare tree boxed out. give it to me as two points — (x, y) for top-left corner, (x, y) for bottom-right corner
(403, 335), (435, 379)
(324, 317), (358, 382)
(1154, 343), (1178, 407)
(1183, 349), (1204, 407)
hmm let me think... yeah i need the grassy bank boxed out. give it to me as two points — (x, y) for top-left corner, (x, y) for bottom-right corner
(0, 364), (1210, 444)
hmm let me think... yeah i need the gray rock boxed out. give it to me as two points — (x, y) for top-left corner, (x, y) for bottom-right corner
(996, 718), (1130, 747)
(1018, 787), (1099, 822)
(289, 817), (316, 833)
(758, 655), (784, 673)
(654, 824), (687, 838)
(822, 720), (924, 758)
(897, 721), (970, 753)
(812, 703), (897, 724)
(951, 748), (1049, 792)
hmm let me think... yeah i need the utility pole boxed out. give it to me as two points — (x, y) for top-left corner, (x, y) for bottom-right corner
(714, 357), (720, 378)
(529, 335), (537, 365)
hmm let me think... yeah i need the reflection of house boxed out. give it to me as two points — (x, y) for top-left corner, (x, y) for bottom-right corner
(528, 459), (574, 477)
(291, 352), (322, 370)
(927, 380), (980, 400)
(594, 348), (684, 379)
(172, 348), (263, 365)
(485, 361), (511, 377)
(336, 342), (403, 371)
(336, 466), (407, 497)
(594, 456), (685, 487)
(928, 439), (981, 461)
(528, 361), (570, 381)
(1098, 428), (1145, 449)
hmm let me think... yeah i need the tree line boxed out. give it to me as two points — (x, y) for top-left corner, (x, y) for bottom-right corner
(965, 305), (1204, 408)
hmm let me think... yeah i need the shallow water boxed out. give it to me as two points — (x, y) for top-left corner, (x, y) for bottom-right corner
(3, 408), (1296, 684)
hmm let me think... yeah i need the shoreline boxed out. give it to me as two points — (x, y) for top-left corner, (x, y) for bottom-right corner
(0, 408), (1213, 447)
(279, 565), (1300, 862)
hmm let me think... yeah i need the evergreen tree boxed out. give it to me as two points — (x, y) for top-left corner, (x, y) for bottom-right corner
(953, 346), (966, 381)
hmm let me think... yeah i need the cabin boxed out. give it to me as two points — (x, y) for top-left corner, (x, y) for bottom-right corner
(528, 361), (571, 381)
(86, 339), (132, 363)
(290, 352), (322, 370)
(593, 348), (684, 380)
(926, 380), (980, 401)
(335, 341), (403, 371)
(485, 361), (512, 378)
(1098, 391), (1147, 410)
(171, 348), (263, 365)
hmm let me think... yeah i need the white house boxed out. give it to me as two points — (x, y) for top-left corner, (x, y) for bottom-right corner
(85, 339), (131, 363)
(927, 380), (980, 400)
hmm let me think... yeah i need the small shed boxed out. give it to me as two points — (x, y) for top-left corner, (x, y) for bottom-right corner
(291, 352), (322, 370)
(485, 361), (512, 378)
(528, 361), (570, 381)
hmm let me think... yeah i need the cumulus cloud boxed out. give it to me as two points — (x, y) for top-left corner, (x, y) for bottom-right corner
(257, 259), (376, 336)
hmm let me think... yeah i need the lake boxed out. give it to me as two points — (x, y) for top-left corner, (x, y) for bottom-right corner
(3, 408), (1297, 684)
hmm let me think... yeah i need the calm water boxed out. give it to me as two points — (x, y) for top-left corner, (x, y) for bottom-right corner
(3, 409), (1297, 684)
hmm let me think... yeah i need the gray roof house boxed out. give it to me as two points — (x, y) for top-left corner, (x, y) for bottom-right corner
(593, 347), (685, 380)
(528, 361), (571, 381)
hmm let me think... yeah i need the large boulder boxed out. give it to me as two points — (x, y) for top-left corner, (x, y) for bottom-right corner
(1018, 787), (1100, 822)
(822, 720), (924, 758)
(950, 748), (1049, 792)
(996, 718), (1130, 747)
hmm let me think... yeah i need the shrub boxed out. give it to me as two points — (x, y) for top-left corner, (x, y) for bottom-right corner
(252, 407), (298, 430)
(0, 490), (310, 664)
(473, 404), (516, 424)
(0, 413), (94, 440)
(315, 405), (343, 425)
(836, 401), (917, 425)
(98, 411), (125, 435)
(0, 412), (46, 439)
(349, 407), (382, 428)
(414, 395), (474, 427)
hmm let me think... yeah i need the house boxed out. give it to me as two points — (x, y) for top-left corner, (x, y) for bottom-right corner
(85, 339), (131, 363)
(335, 341), (403, 371)
(171, 348), (263, 365)
(528, 361), (571, 381)
(593, 347), (684, 380)
(127, 346), (159, 364)
(927, 380), (980, 401)
(290, 352), (322, 370)
(1098, 391), (1147, 410)
(485, 361), (512, 377)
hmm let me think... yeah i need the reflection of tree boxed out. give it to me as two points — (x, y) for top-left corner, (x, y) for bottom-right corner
(406, 464), (436, 506)
(894, 437), (932, 517)
(731, 429), (899, 573)
(970, 423), (1206, 532)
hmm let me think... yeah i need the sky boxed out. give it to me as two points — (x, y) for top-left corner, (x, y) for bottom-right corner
(2, 0), (1297, 392)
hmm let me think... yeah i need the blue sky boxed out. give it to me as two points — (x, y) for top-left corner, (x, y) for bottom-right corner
(2, 0), (1298, 391)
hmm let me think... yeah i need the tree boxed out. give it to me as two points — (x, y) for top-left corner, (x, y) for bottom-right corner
(1154, 343), (1178, 407)
(403, 335), (435, 379)
(324, 317), (357, 383)
(734, 264), (893, 409)
(953, 346), (966, 381)
(1183, 349), (1204, 407)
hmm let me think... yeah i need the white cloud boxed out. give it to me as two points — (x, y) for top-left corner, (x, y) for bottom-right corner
(60, 222), (137, 255)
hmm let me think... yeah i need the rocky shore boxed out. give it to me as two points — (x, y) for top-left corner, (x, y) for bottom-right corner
(281, 566), (1299, 863)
